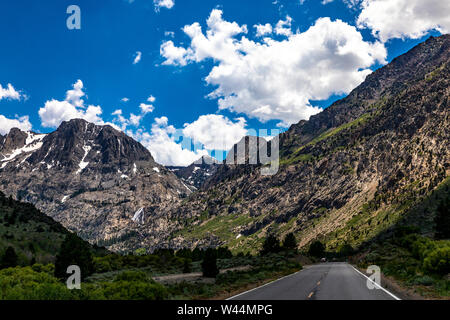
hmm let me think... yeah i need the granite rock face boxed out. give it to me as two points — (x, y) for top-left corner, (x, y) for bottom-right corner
(0, 119), (191, 252)
(152, 35), (449, 252)
(1, 35), (449, 253)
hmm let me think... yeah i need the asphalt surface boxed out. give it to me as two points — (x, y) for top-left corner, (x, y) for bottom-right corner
(229, 262), (399, 300)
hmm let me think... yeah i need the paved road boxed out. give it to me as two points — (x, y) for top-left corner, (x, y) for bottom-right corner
(229, 262), (399, 300)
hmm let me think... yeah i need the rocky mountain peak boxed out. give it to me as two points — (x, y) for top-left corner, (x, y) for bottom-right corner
(0, 127), (29, 156)
(0, 118), (192, 251)
(168, 155), (221, 190)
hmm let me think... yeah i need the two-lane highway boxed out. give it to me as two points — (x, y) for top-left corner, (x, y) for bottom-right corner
(229, 262), (400, 300)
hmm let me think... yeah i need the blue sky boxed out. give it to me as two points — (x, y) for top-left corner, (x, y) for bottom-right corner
(0, 0), (447, 165)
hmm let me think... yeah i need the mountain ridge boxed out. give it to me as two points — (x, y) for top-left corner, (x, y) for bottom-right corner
(152, 34), (449, 253)
(0, 35), (448, 254)
(0, 118), (192, 252)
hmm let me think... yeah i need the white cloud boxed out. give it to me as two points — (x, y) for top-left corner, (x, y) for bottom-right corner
(321, 0), (334, 4)
(147, 95), (156, 103)
(133, 51), (142, 64)
(36, 82), (206, 166)
(0, 83), (22, 101)
(254, 23), (273, 37)
(121, 97), (130, 102)
(160, 41), (192, 66)
(154, 0), (174, 11)
(65, 79), (85, 107)
(357, 0), (450, 42)
(130, 116), (207, 166)
(160, 10), (387, 126)
(39, 80), (104, 128)
(165, 31), (175, 38)
(112, 100), (155, 129)
(0, 115), (32, 135)
(343, 0), (362, 8)
(275, 16), (293, 37)
(182, 114), (247, 150)
(139, 103), (154, 114)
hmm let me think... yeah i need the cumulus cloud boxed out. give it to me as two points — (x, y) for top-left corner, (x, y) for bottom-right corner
(154, 0), (174, 11)
(139, 103), (154, 114)
(0, 115), (32, 135)
(357, 0), (450, 42)
(0, 83), (22, 101)
(160, 10), (387, 126)
(121, 97), (130, 102)
(36, 82), (205, 166)
(65, 79), (85, 107)
(254, 23), (273, 37)
(130, 116), (207, 166)
(160, 40), (193, 66)
(182, 114), (247, 150)
(275, 16), (293, 37)
(133, 51), (142, 64)
(39, 80), (104, 128)
(112, 103), (154, 129)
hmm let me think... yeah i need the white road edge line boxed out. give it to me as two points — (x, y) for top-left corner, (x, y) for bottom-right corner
(351, 265), (401, 300)
(226, 269), (303, 300)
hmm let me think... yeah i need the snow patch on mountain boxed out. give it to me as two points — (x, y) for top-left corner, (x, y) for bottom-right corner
(75, 145), (91, 174)
(132, 207), (145, 224)
(1, 132), (46, 168)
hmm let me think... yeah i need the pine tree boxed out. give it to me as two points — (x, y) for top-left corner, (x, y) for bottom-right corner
(260, 234), (281, 255)
(183, 259), (192, 274)
(202, 248), (219, 278)
(1, 246), (18, 269)
(435, 197), (450, 239)
(308, 241), (325, 257)
(54, 233), (94, 280)
(282, 233), (297, 251)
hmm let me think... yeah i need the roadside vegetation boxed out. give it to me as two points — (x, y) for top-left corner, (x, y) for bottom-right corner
(0, 231), (302, 300)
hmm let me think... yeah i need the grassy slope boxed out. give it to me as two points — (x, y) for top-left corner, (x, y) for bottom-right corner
(0, 191), (70, 265)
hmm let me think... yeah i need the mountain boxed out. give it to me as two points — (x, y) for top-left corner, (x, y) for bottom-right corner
(0, 119), (191, 252)
(149, 35), (449, 252)
(0, 191), (99, 266)
(1, 36), (448, 255)
(168, 155), (220, 190)
(225, 136), (267, 165)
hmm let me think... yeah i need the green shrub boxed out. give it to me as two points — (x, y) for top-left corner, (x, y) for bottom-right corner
(0, 267), (73, 300)
(90, 280), (168, 300)
(423, 247), (450, 275)
(413, 275), (434, 286)
(114, 271), (149, 282)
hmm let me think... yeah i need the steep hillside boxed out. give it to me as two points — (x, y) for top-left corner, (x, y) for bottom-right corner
(152, 35), (449, 253)
(0, 191), (80, 265)
(0, 119), (191, 252)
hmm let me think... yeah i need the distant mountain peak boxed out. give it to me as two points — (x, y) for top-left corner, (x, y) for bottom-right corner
(0, 119), (192, 251)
